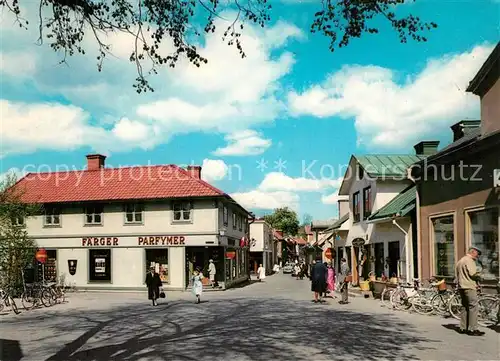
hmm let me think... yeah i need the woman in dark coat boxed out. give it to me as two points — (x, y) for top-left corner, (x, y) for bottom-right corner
(145, 267), (162, 306)
(310, 260), (328, 303)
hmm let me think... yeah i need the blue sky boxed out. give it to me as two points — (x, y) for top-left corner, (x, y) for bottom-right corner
(1, 0), (499, 221)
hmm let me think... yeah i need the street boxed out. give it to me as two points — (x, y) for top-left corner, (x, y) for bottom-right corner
(1, 274), (498, 361)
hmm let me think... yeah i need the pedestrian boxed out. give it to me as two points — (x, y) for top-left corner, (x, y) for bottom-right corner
(257, 264), (266, 282)
(455, 246), (485, 336)
(326, 263), (336, 297)
(191, 266), (204, 304)
(339, 258), (351, 304)
(310, 258), (328, 303)
(208, 259), (217, 288)
(145, 266), (162, 306)
(294, 263), (301, 280)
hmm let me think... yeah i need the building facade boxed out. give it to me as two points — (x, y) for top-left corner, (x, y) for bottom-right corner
(249, 219), (274, 274)
(16, 154), (250, 290)
(412, 43), (500, 286)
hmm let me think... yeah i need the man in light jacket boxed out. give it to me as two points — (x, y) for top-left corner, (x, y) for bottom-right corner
(455, 246), (484, 336)
(208, 259), (217, 288)
(338, 258), (350, 304)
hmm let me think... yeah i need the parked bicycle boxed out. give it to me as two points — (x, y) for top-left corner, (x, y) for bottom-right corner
(0, 287), (20, 314)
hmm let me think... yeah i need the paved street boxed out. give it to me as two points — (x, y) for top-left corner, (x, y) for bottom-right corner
(1, 274), (499, 361)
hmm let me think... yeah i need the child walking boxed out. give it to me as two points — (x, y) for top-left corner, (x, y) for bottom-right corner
(191, 267), (204, 304)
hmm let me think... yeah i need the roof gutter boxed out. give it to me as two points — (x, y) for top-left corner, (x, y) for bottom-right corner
(392, 218), (411, 284)
(366, 215), (398, 224)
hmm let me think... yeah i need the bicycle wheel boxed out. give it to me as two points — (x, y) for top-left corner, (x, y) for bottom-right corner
(391, 289), (412, 311)
(411, 294), (434, 315)
(478, 295), (499, 327)
(21, 291), (36, 311)
(8, 296), (20, 314)
(41, 288), (54, 307)
(431, 293), (450, 316)
(448, 293), (463, 320)
(380, 288), (393, 308)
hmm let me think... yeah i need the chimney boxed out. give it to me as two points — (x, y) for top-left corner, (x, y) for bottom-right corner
(414, 141), (440, 156)
(86, 154), (106, 170)
(186, 165), (201, 179)
(450, 120), (481, 141)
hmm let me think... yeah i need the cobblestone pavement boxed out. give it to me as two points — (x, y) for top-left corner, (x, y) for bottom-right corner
(1, 273), (499, 361)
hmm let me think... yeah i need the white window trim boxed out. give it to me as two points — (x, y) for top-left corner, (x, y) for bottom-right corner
(172, 202), (193, 223)
(124, 204), (144, 225)
(84, 206), (104, 226)
(44, 207), (61, 227)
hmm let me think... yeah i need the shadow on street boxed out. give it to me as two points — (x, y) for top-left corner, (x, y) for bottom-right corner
(1, 297), (438, 361)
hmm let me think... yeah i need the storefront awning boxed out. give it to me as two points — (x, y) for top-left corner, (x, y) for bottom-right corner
(367, 185), (416, 223)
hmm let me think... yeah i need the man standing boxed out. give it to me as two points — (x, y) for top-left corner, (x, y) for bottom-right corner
(455, 246), (485, 336)
(145, 266), (162, 306)
(208, 259), (217, 288)
(338, 258), (350, 304)
(310, 259), (328, 303)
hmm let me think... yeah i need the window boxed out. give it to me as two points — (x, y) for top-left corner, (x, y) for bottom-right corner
(358, 165), (364, 180)
(37, 250), (57, 282)
(232, 212), (237, 229)
(85, 205), (103, 225)
(89, 249), (111, 282)
(145, 249), (169, 284)
(173, 202), (192, 222)
(431, 215), (455, 277)
(353, 192), (360, 223)
(223, 206), (228, 226)
(125, 204), (143, 224)
(238, 214), (243, 231)
(44, 206), (61, 226)
(468, 208), (499, 281)
(12, 215), (25, 226)
(363, 187), (372, 220)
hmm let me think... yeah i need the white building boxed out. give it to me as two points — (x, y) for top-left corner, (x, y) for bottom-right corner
(336, 150), (435, 283)
(15, 154), (250, 290)
(249, 219), (274, 274)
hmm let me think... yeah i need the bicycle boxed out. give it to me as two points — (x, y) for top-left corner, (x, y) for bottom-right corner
(447, 284), (497, 327)
(0, 287), (20, 314)
(390, 279), (419, 311)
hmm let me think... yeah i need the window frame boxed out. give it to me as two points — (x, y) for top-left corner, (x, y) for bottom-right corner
(12, 215), (25, 227)
(232, 211), (237, 229)
(44, 206), (61, 227)
(352, 191), (360, 223)
(172, 201), (193, 223)
(429, 212), (457, 278)
(362, 186), (372, 220)
(124, 203), (144, 225)
(84, 205), (104, 226)
(223, 206), (228, 226)
(238, 214), (243, 231)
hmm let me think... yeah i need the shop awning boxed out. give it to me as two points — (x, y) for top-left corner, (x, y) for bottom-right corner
(367, 185), (416, 223)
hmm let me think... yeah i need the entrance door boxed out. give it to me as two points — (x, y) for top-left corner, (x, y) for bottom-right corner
(388, 241), (400, 278)
(185, 247), (207, 287)
(374, 243), (384, 277)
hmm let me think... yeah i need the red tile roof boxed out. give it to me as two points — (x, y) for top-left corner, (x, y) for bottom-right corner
(13, 165), (228, 204)
(273, 230), (284, 240)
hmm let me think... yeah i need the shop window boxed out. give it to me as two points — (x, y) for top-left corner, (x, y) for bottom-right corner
(223, 206), (228, 226)
(125, 203), (143, 224)
(44, 206), (61, 226)
(173, 202), (192, 222)
(145, 249), (169, 284)
(85, 205), (103, 225)
(468, 208), (499, 281)
(352, 192), (360, 223)
(232, 212), (237, 229)
(37, 250), (57, 282)
(12, 215), (25, 227)
(431, 215), (455, 277)
(363, 187), (372, 220)
(89, 249), (111, 282)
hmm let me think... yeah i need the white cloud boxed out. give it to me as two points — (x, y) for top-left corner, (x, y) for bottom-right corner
(321, 190), (349, 205)
(212, 130), (272, 156)
(259, 172), (342, 192)
(288, 44), (493, 149)
(201, 159), (229, 182)
(0, 10), (303, 156)
(231, 190), (299, 211)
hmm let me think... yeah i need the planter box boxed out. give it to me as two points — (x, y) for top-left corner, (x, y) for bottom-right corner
(371, 280), (397, 299)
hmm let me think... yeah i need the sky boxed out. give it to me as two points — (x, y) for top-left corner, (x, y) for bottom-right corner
(1, 0), (499, 222)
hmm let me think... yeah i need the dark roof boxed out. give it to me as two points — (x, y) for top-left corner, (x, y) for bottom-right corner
(324, 213), (349, 232)
(467, 42), (500, 96)
(368, 185), (416, 221)
(436, 127), (481, 154)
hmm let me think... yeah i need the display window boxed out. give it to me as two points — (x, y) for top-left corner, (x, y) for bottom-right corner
(145, 249), (169, 283)
(89, 249), (112, 282)
(431, 215), (455, 277)
(468, 207), (499, 281)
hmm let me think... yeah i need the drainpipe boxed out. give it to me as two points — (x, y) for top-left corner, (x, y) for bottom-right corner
(392, 217), (410, 284)
(247, 213), (256, 281)
(407, 166), (421, 280)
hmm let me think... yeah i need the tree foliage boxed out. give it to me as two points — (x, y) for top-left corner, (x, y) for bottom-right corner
(1, 0), (437, 93)
(263, 207), (300, 236)
(0, 173), (40, 291)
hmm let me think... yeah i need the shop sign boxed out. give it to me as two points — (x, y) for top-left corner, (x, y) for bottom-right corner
(352, 238), (365, 247)
(494, 169), (500, 187)
(68, 259), (78, 275)
(138, 236), (185, 246)
(35, 248), (47, 263)
(225, 251), (236, 259)
(82, 237), (119, 247)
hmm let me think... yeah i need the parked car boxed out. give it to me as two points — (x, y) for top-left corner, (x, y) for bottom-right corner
(282, 263), (294, 274)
